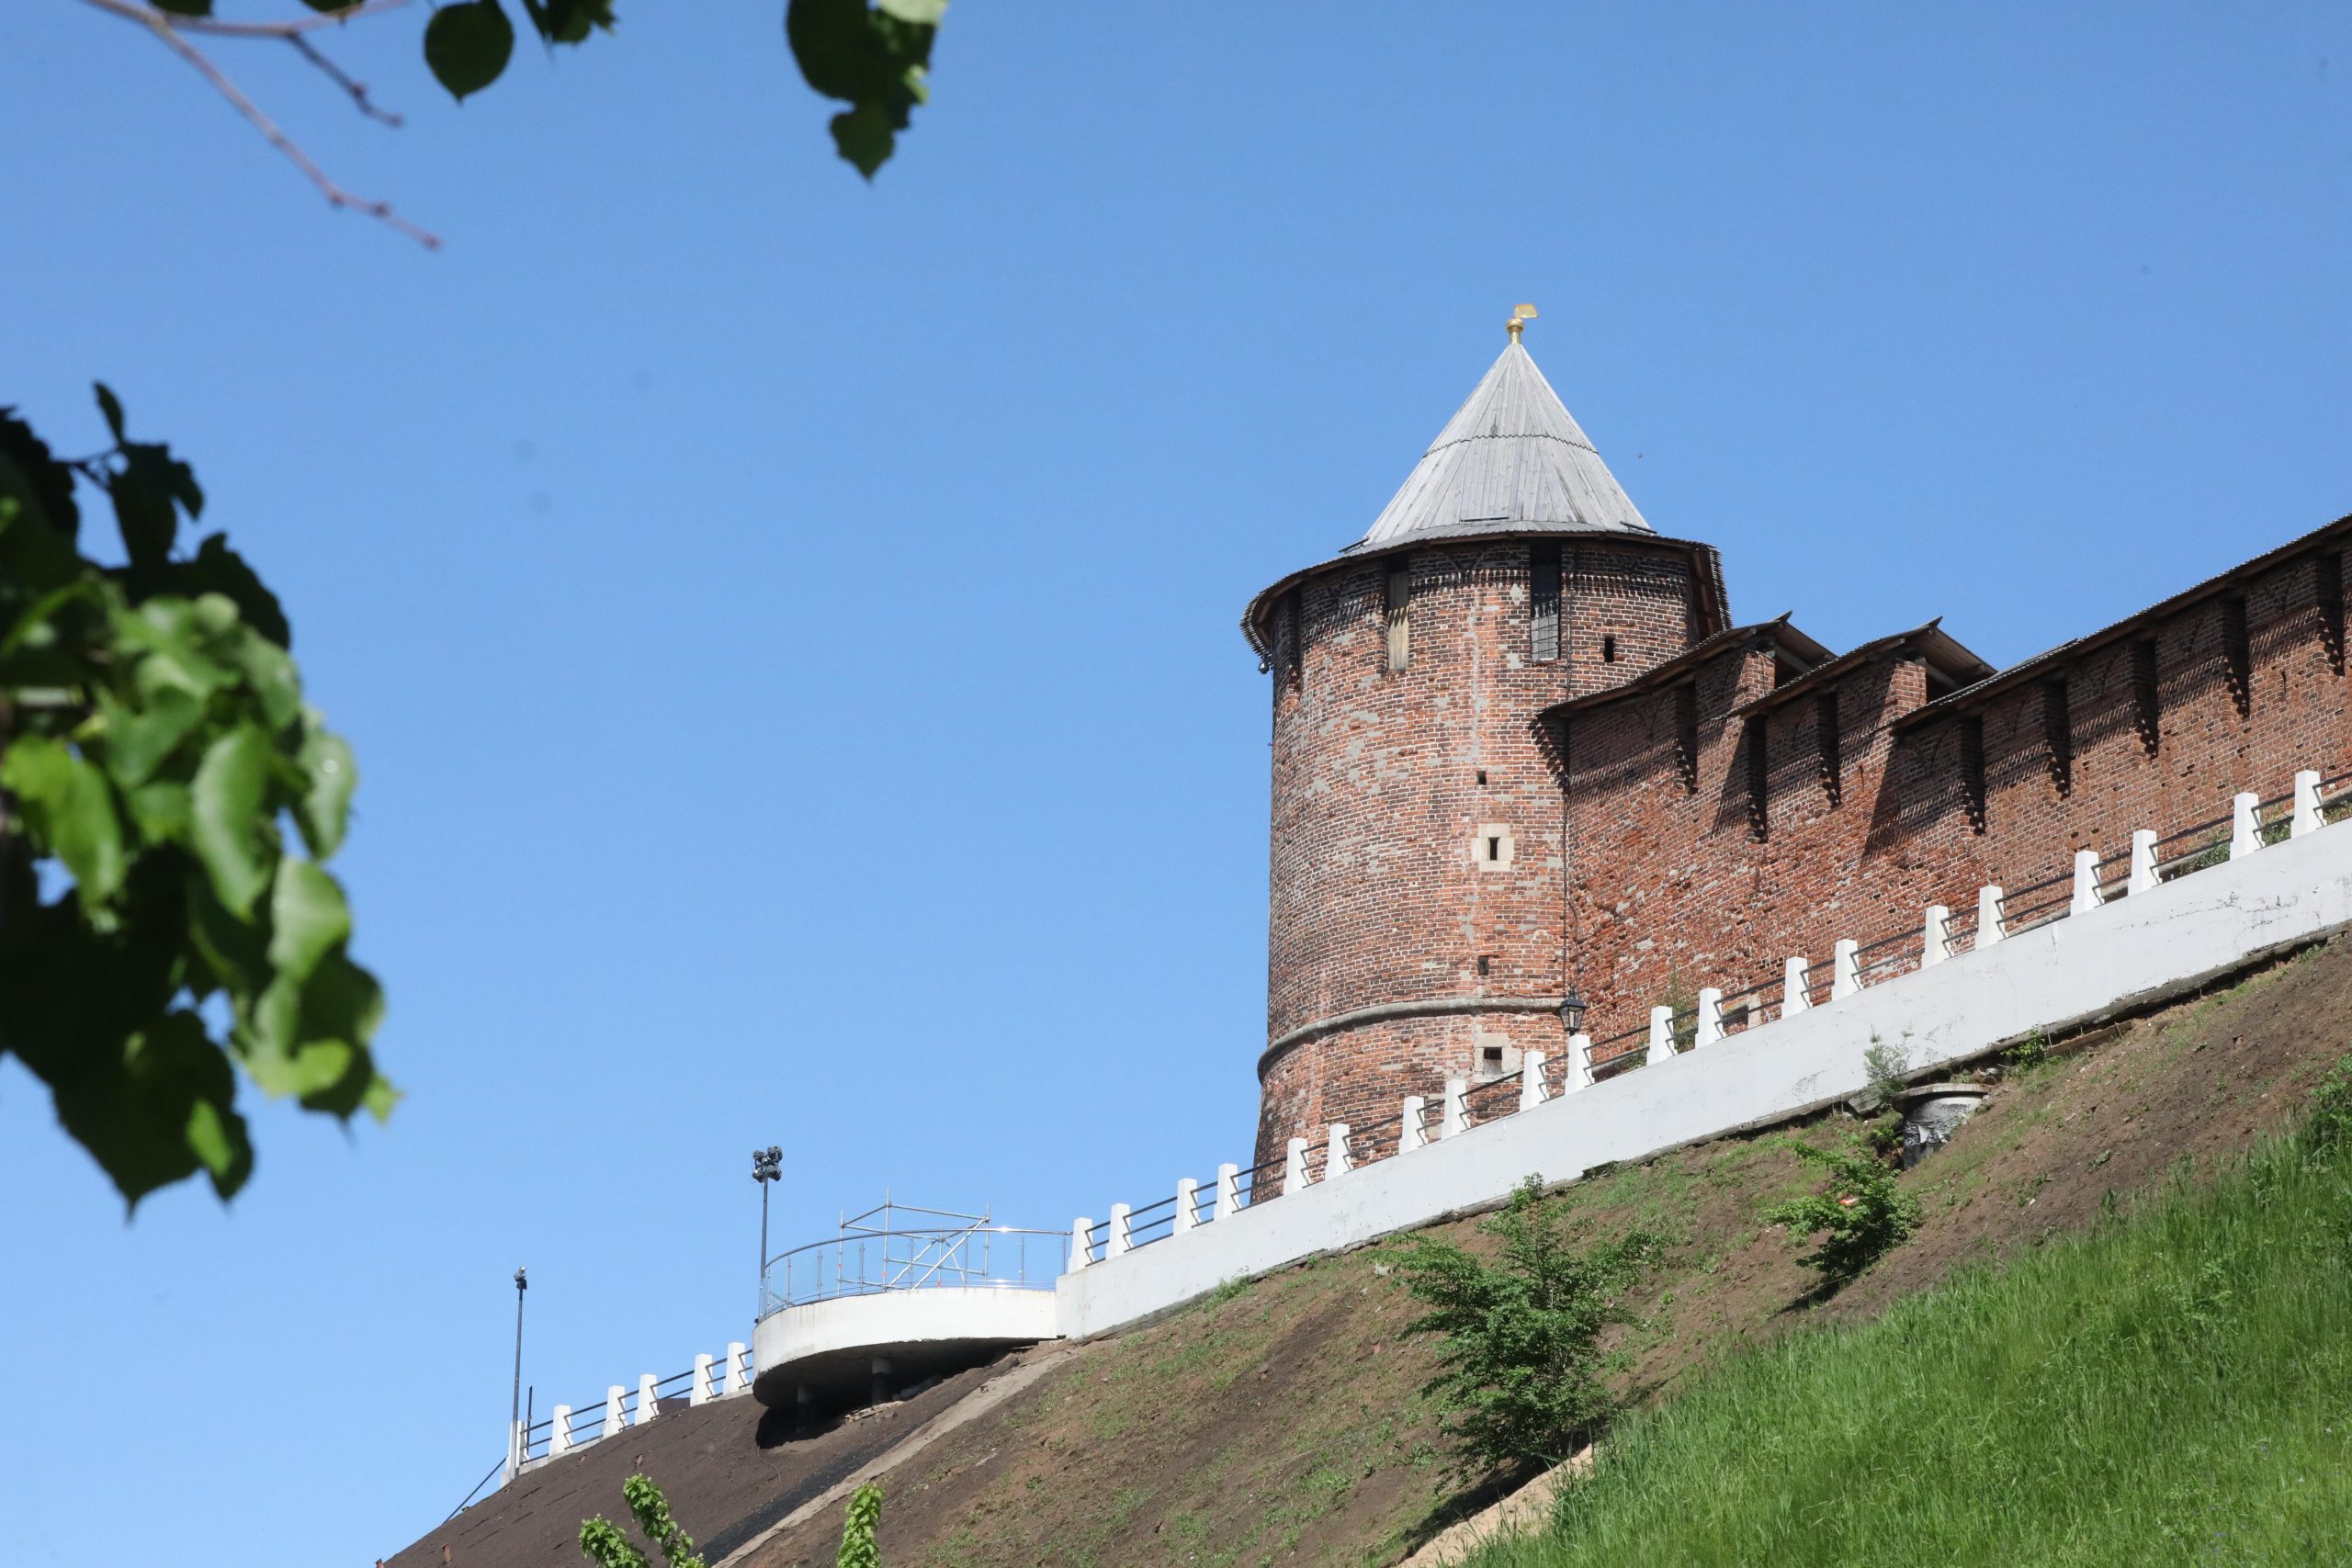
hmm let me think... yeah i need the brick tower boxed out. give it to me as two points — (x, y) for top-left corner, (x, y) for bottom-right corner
(1240, 318), (1730, 1176)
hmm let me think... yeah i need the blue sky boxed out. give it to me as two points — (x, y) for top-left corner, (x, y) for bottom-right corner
(2, 4), (2346, 1563)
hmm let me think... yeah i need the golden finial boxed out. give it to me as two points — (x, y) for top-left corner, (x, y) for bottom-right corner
(1506, 302), (1538, 342)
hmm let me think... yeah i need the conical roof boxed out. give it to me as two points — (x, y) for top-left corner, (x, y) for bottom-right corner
(1347, 340), (1651, 552)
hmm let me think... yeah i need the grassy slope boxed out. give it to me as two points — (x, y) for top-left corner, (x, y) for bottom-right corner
(1475, 1122), (2352, 1567)
(741, 939), (2352, 1568)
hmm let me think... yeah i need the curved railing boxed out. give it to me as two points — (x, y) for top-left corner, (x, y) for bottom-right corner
(759, 1213), (1068, 1319)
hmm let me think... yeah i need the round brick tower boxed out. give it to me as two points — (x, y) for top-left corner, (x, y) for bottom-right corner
(1240, 325), (1729, 1177)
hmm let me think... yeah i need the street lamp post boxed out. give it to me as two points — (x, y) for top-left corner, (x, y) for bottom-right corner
(506, 1267), (527, 1479)
(752, 1145), (782, 1316)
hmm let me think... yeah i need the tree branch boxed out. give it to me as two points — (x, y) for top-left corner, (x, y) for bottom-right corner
(80, 0), (439, 249)
(78, 0), (415, 40)
(286, 32), (402, 128)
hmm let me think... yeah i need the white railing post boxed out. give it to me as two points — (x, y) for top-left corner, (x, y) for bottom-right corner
(1565, 1033), (1594, 1091)
(2294, 770), (2323, 838)
(1283, 1137), (1310, 1191)
(1215, 1163), (1240, 1218)
(602, 1386), (625, 1438)
(1976, 886), (2005, 949)
(636, 1373), (659, 1426)
(1442, 1077), (1470, 1137)
(691, 1353), (715, 1407)
(1401, 1096), (1428, 1151)
(2070, 849), (2103, 914)
(1694, 987), (1725, 1047)
(549, 1406), (573, 1459)
(726, 1342), (749, 1396)
(1108, 1202), (1133, 1256)
(1519, 1049), (1548, 1110)
(1921, 905), (1951, 967)
(505, 1418), (523, 1481)
(1068, 1216), (1093, 1270)
(1832, 939), (1861, 999)
(1175, 1178), (1200, 1233)
(1327, 1123), (1352, 1178)
(2232, 791), (2261, 859)
(1646, 1005), (1675, 1065)
(1782, 956), (1810, 1016)
(2130, 829), (2159, 894)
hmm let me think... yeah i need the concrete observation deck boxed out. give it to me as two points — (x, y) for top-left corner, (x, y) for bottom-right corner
(752, 1201), (1066, 1411)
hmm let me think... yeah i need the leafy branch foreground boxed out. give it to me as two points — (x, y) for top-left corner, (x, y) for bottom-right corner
(1, 390), (387, 1204)
(576, 1477), (883, 1568)
(1396, 1177), (1660, 1475)
(1468, 1069), (2352, 1568)
(1759, 1133), (1923, 1286)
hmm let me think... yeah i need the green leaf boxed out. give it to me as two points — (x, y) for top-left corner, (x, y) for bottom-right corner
(0, 406), (82, 550)
(520, 0), (616, 44)
(2, 735), (127, 908)
(96, 685), (204, 789)
(244, 950), (387, 1115)
(292, 726), (357, 859)
(179, 535), (291, 649)
(189, 724), (273, 919)
(266, 859), (350, 987)
(785, 0), (942, 178)
(94, 382), (127, 442)
(425, 0), (516, 101)
(46, 1011), (254, 1206)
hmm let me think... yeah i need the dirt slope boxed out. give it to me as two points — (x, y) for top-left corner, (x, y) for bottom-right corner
(401, 936), (2352, 1568)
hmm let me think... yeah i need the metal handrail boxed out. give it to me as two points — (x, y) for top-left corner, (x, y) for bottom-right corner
(762, 1223), (1069, 1312)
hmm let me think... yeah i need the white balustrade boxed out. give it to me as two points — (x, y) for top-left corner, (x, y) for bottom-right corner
(2071, 849), (2104, 914)
(1646, 1005), (1675, 1065)
(1519, 1048), (1549, 1110)
(727, 1342), (749, 1396)
(1401, 1095), (1428, 1151)
(1108, 1202), (1134, 1256)
(2294, 770), (2323, 838)
(1442, 1078), (1470, 1138)
(1327, 1124), (1353, 1178)
(1069, 1216), (1094, 1270)
(636, 1373), (659, 1426)
(2130, 830), (2159, 894)
(602, 1386), (625, 1438)
(1566, 1032), (1594, 1091)
(1832, 939), (1861, 999)
(1782, 956), (1810, 1014)
(1283, 1137), (1310, 1191)
(1216, 1163), (1240, 1218)
(1694, 987), (1725, 1047)
(691, 1353), (715, 1407)
(1922, 905), (1951, 967)
(549, 1405), (573, 1458)
(1976, 885), (2005, 949)
(2232, 791), (2261, 859)
(1176, 1177), (1200, 1232)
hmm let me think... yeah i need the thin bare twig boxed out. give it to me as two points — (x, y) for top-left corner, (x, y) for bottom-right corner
(287, 33), (402, 127)
(78, 0), (415, 40)
(79, 0), (439, 249)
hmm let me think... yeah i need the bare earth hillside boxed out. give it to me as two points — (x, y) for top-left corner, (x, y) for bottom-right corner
(392, 936), (2352, 1568)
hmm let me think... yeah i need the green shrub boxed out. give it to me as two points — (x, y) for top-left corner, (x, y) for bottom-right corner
(1394, 1176), (1659, 1474)
(2003, 1031), (2052, 1073)
(579, 1475), (705, 1568)
(836, 1483), (884, 1568)
(2303, 1055), (2352, 1158)
(1862, 1038), (1911, 1110)
(1760, 1134), (1922, 1285)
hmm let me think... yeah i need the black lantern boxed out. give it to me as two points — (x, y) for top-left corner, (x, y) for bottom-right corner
(1557, 988), (1587, 1036)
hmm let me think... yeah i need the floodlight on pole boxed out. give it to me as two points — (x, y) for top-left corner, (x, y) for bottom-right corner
(752, 1145), (783, 1317)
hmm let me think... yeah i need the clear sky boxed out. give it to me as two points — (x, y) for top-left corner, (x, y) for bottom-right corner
(2, 5), (2347, 1564)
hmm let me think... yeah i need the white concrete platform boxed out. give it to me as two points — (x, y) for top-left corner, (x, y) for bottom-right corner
(752, 1286), (1058, 1408)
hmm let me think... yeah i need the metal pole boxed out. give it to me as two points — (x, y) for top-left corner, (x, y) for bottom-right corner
(508, 1268), (527, 1476)
(752, 1145), (782, 1319)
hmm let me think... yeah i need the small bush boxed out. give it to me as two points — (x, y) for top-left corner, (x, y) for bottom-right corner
(1862, 1038), (1911, 1110)
(1394, 1176), (1659, 1475)
(1761, 1134), (1922, 1286)
(579, 1475), (705, 1568)
(836, 1483), (884, 1568)
(2303, 1055), (2352, 1158)
(2003, 1031), (2052, 1073)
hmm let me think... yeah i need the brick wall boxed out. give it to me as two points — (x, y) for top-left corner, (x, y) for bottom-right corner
(1254, 521), (2352, 1173)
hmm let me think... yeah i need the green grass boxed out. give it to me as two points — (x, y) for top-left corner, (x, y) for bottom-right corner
(1471, 1131), (2352, 1567)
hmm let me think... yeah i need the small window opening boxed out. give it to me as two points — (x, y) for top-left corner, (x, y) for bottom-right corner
(1476, 769), (1487, 785)
(2131, 637), (2161, 757)
(1482, 1045), (1504, 1065)
(2220, 595), (2251, 717)
(1487, 836), (1502, 862)
(2042, 678), (2074, 797)
(1476, 955), (1491, 976)
(1602, 634), (1619, 664)
(1744, 716), (1770, 841)
(1384, 558), (1412, 673)
(2318, 553), (2346, 677)
(1530, 542), (1561, 662)
(1673, 683), (1700, 794)
(1815, 690), (1842, 807)
(1960, 715), (1987, 834)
